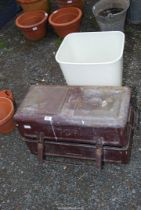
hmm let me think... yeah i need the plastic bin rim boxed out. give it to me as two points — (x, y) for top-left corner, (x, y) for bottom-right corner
(55, 31), (125, 65)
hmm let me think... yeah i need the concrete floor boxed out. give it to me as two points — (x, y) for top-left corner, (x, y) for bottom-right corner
(1, 1), (141, 210)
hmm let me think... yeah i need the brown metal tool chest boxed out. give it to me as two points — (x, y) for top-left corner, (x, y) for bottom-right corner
(14, 85), (134, 168)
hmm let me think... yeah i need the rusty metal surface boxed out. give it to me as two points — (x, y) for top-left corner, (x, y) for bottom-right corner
(15, 85), (131, 128)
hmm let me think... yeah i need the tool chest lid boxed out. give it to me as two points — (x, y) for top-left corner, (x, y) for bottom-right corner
(14, 85), (131, 128)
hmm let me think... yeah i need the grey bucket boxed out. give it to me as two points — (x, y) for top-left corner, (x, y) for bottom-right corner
(92, 0), (130, 31)
(128, 0), (141, 24)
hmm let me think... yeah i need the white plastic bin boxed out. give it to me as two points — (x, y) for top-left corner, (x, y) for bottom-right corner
(55, 31), (125, 86)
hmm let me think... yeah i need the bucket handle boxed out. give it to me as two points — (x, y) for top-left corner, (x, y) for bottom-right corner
(92, 6), (96, 15)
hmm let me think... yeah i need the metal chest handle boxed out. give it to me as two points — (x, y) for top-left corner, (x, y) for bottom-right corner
(37, 132), (104, 167)
(37, 132), (44, 160)
(96, 137), (103, 169)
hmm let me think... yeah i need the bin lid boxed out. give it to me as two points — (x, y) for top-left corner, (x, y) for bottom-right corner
(15, 85), (131, 128)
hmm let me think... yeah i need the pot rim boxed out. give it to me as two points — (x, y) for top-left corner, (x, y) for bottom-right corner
(17, 0), (42, 4)
(49, 7), (82, 27)
(92, 0), (130, 17)
(0, 97), (14, 126)
(16, 10), (48, 29)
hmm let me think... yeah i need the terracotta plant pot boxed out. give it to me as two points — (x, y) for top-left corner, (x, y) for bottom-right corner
(17, 0), (49, 12)
(16, 10), (48, 41)
(56, 0), (84, 10)
(0, 90), (14, 101)
(0, 97), (15, 134)
(49, 7), (82, 38)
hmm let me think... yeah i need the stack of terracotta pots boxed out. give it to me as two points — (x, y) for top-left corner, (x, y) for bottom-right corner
(17, 0), (49, 12)
(49, 7), (82, 38)
(16, 0), (83, 40)
(16, 0), (49, 41)
(48, 0), (83, 38)
(56, 0), (84, 10)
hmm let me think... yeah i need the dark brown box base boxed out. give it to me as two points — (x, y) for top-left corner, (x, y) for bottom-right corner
(23, 118), (134, 168)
